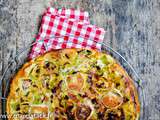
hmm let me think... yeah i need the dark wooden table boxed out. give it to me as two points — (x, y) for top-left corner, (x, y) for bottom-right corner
(0, 0), (160, 119)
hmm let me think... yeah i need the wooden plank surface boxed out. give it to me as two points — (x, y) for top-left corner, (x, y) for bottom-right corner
(0, 0), (160, 119)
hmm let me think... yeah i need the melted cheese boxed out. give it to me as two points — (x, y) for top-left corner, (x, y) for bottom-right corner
(7, 49), (140, 120)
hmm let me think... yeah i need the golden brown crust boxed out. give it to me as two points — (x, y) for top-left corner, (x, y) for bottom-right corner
(7, 48), (140, 120)
(113, 64), (140, 113)
(7, 60), (33, 119)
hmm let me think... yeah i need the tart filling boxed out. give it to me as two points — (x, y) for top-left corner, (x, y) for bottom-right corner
(7, 49), (140, 120)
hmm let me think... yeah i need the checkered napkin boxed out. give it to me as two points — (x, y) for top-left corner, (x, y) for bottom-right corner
(29, 7), (105, 59)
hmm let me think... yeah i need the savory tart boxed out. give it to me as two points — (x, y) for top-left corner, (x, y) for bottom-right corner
(7, 49), (140, 120)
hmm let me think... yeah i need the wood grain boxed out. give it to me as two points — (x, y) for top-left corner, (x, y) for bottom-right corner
(0, 0), (160, 119)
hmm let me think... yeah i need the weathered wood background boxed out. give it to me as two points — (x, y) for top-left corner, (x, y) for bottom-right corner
(0, 0), (160, 119)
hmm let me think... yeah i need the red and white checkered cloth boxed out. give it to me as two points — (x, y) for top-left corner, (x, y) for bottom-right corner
(29, 7), (105, 59)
